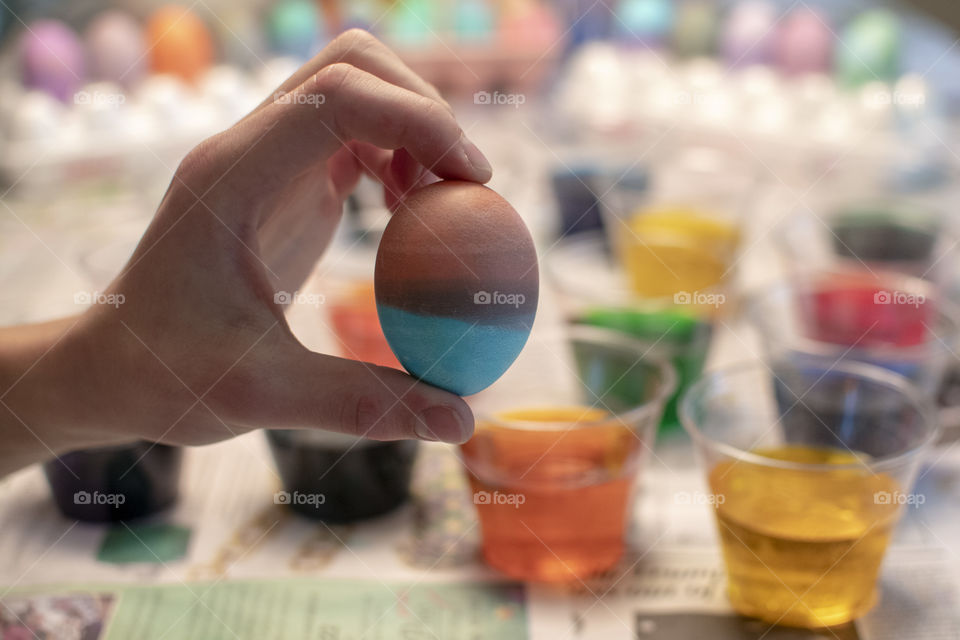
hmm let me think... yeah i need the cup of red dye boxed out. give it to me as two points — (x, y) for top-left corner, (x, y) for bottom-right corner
(747, 269), (960, 395)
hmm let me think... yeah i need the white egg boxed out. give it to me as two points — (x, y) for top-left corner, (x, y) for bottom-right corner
(9, 91), (65, 143)
(74, 82), (128, 135)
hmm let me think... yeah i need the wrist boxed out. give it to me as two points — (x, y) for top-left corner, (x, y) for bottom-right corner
(0, 314), (116, 476)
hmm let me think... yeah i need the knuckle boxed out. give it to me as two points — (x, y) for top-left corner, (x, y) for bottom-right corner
(314, 62), (356, 94)
(334, 28), (379, 53)
(337, 392), (385, 437)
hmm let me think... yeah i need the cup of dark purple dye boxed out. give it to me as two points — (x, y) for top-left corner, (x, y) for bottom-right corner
(778, 198), (957, 285)
(43, 442), (183, 522)
(266, 430), (418, 523)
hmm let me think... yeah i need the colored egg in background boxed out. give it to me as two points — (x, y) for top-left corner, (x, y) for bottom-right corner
(836, 9), (901, 88)
(721, 1), (775, 68)
(774, 7), (832, 76)
(615, 0), (674, 49)
(672, 0), (718, 58)
(20, 19), (86, 103)
(375, 181), (539, 396)
(267, 0), (324, 60)
(84, 11), (147, 87)
(146, 5), (214, 82)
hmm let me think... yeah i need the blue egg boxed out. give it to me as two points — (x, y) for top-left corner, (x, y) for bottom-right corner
(616, 0), (673, 48)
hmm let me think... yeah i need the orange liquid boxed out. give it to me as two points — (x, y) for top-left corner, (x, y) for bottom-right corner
(329, 283), (401, 369)
(460, 407), (641, 582)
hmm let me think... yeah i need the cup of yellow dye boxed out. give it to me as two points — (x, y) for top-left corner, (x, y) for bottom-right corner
(681, 358), (938, 628)
(546, 233), (715, 432)
(600, 147), (751, 299)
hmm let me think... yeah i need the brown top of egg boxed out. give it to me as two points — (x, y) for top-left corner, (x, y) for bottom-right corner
(375, 181), (539, 322)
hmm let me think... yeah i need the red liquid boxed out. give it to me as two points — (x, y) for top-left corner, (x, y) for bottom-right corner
(802, 275), (933, 348)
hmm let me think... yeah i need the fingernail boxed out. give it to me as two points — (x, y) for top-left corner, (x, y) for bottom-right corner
(460, 134), (492, 179)
(415, 406), (468, 443)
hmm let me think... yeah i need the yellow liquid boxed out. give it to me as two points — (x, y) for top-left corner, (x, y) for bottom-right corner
(619, 207), (741, 297)
(709, 446), (901, 628)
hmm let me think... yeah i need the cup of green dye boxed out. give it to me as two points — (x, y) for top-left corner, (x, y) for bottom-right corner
(777, 198), (957, 284)
(545, 233), (720, 431)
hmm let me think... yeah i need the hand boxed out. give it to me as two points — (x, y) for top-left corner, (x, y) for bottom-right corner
(0, 30), (489, 476)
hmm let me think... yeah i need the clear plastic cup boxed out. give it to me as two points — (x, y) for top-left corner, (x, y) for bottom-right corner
(459, 325), (675, 582)
(681, 358), (938, 628)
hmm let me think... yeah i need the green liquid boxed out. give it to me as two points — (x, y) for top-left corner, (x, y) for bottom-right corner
(577, 307), (713, 430)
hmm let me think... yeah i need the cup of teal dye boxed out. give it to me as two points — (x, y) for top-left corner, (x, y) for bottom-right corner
(546, 233), (717, 431)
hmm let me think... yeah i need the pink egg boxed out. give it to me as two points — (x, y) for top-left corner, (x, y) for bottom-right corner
(774, 8), (833, 76)
(85, 11), (147, 88)
(20, 20), (86, 103)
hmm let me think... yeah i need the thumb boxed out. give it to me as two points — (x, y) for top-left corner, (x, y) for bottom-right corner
(255, 349), (475, 444)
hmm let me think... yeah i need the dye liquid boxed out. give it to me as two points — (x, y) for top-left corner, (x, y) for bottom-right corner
(709, 445), (900, 628)
(461, 407), (640, 582)
(618, 207), (740, 297)
(576, 306), (712, 430)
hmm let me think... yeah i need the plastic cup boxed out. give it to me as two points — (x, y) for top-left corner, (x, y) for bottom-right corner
(459, 326), (675, 582)
(681, 358), (938, 628)
(545, 232), (717, 431)
(746, 269), (960, 395)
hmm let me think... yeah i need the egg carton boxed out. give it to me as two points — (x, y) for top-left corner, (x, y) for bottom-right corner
(553, 44), (958, 190)
(0, 57), (301, 193)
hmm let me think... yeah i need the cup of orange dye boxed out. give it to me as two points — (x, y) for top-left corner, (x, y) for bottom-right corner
(459, 326), (675, 582)
(327, 280), (401, 369)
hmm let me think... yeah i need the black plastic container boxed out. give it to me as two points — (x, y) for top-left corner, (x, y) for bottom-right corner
(266, 429), (418, 523)
(43, 442), (183, 522)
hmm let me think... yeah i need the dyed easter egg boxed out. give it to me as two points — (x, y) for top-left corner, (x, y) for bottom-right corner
(836, 9), (900, 88)
(721, 1), (775, 68)
(615, 0), (673, 48)
(375, 181), (539, 396)
(85, 11), (147, 87)
(454, 0), (494, 43)
(19, 20), (85, 103)
(267, 0), (323, 60)
(774, 8), (832, 76)
(146, 5), (213, 82)
(673, 0), (718, 58)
